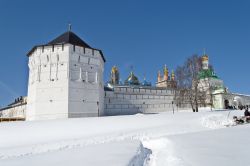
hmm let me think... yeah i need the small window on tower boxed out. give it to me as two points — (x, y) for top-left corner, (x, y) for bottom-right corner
(73, 45), (76, 52)
(47, 55), (49, 62)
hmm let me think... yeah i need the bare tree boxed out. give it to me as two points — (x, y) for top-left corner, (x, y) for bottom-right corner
(175, 55), (206, 112)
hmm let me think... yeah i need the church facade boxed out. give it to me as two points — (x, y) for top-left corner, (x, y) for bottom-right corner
(197, 53), (250, 109)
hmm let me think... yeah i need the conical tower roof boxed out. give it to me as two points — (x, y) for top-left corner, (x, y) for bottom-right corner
(27, 30), (106, 62)
(48, 31), (92, 48)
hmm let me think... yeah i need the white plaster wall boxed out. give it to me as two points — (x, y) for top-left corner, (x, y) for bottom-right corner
(26, 45), (70, 120)
(68, 45), (104, 118)
(104, 87), (176, 116)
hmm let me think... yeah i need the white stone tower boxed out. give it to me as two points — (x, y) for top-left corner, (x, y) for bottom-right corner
(26, 29), (105, 120)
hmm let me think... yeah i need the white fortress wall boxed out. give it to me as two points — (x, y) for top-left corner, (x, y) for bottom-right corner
(68, 45), (105, 118)
(26, 44), (70, 120)
(104, 87), (177, 115)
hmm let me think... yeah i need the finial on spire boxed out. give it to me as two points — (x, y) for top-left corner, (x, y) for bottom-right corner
(130, 65), (134, 72)
(203, 48), (206, 55)
(68, 23), (72, 31)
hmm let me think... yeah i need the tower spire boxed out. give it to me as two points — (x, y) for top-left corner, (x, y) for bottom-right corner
(201, 48), (209, 70)
(203, 48), (206, 55)
(163, 64), (168, 81)
(68, 23), (72, 31)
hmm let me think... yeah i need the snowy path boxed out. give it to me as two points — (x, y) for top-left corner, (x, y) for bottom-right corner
(143, 138), (186, 166)
(0, 110), (247, 166)
(0, 140), (152, 166)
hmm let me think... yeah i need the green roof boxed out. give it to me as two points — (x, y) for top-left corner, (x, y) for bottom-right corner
(198, 68), (219, 79)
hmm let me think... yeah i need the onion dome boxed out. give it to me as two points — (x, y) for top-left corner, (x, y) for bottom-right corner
(111, 66), (117, 72)
(124, 71), (140, 85)
(163, 64), (169, 80)
(171, 70), (175, 81)
(201, 54), (209, 62)
(142, 77), (152, 86)
(110, 66), (120, 85)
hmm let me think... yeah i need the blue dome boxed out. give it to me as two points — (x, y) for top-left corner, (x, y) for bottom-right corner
(124, 72), (140, 85)
(142, 79), (151, 86)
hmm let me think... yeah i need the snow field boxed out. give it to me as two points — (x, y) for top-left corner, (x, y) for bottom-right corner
(0, 109), (247, 166)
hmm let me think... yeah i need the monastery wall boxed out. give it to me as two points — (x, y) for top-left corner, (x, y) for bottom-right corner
(104, 86), (177, 115)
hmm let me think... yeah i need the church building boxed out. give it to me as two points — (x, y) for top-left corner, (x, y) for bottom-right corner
(156, 65), (177, 88)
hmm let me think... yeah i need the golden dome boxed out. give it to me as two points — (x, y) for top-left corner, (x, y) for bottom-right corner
(202, 55), (209, 61)
(111, 66), (118, 73)
(163, 64), (168, 75)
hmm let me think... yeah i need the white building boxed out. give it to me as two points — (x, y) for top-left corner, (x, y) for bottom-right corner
(0, 96), (26, 120)
(26, 30), (105, 120)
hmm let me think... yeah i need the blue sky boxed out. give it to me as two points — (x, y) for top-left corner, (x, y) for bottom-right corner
(0, 0), (250, 106)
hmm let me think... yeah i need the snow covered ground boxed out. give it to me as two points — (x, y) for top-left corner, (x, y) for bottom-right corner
(0, 109), (249, 166)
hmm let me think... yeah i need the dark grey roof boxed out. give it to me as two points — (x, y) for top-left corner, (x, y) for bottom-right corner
(27, 31), (106, 62)
(48, 31), (92, 48)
